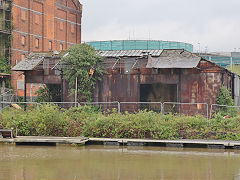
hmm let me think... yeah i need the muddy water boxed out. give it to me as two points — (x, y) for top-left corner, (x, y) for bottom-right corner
(1, 144), (240, 180)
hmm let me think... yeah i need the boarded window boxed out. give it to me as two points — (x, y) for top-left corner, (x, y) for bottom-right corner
(60, 21), (64, 30)
(35, 14), (40, 25)
(49, 41), (52, 50)
(21, 36), (26, 46)
(21, 10), (26, 21)
(70, 24), (75, 33)
(35, 38), (39, 48)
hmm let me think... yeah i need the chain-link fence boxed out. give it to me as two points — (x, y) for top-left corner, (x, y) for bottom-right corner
(119, 102), (162, 113)
(0, 89), (17, 111)
(162, 102), (208, 119)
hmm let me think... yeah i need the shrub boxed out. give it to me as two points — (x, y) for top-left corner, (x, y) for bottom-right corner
(0, 104), (240, 140)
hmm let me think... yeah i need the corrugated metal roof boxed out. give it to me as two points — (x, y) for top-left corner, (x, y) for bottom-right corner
(12, 51), (68, 71)
(99, 49), (201, 68)
(12, 49), (201, 71)
(151, 50), (201, 68)
(98, 50), (163, 57)
(12, 53), (46, 71)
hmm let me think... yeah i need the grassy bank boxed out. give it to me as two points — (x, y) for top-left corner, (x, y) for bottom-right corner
(1, 104), (240, 140)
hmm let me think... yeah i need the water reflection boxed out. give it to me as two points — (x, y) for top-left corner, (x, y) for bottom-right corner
(0, 144), (240, 180)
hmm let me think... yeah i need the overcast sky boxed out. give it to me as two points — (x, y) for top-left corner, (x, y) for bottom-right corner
(79, 0), (240, 52)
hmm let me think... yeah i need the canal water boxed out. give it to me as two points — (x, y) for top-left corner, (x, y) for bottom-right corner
(1, 144), (240, 180)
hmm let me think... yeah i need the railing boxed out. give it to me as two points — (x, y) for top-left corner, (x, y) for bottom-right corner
(0, 101), (239, 125)
(79, 101), (120, 114)
(162, 102), (208, 120)
(209, 104), (240, 119)
(119, 102), (162, 114)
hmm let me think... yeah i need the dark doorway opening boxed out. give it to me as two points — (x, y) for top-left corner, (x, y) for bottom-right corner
(140, 83), (177, 102)
(140, 83), (177, 112)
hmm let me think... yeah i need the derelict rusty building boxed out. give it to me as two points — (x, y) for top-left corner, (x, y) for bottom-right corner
(93, 49), (240, 113)
(12, 49), (240, 114)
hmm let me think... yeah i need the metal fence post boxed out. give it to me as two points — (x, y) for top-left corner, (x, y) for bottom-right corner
(161, 103), (164, 120)
(209, 104), (213, 121)
(37, 103), (40, 110)
(206, 103), (209, 127)
(118, 102), (121, 115)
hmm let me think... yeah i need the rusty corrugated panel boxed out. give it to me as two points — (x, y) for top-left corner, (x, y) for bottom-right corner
(151, 50), (201, 68)
(98, 50), (163, 57)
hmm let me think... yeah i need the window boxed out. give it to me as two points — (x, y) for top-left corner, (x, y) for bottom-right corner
(60, 43), (63, 51)
(17, 80), (24, 90)
(21, 10), (26, 21)
(21, 35), (26, 46)
(35, 38), (39, 48)
(49, 40), (52, 50)
(70, 24), (75, 33)
(59, 21), (64, 30)
(34, 14), (40, 25)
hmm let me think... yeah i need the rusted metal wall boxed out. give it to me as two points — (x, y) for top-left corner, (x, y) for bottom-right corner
(94, 58), (234, 114)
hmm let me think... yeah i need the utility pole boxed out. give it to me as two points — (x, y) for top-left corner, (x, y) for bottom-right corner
(60, 70), (64, 102)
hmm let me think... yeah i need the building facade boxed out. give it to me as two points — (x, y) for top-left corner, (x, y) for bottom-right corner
(1, 0), (82, 97)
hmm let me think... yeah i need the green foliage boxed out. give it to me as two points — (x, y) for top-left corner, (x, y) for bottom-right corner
(216, 86), (237, 116)
(35, 84), (61, 102)
(216, 86), (234, 106)
(0, 56), (10, 74)
(62, 44), (105, 102)
(1, 104), (240, 140)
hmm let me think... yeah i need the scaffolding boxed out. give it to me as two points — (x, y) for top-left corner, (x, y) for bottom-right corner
(0, 0), (11, 60)
(0, 0), (11, 33)
(87, 40), (194, 53)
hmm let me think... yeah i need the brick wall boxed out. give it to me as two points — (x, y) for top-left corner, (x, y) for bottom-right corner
(11, 0), (82, 97)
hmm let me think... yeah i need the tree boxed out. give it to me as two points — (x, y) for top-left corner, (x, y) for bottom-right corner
(216, 86), (237, 116)
(216, 86), (234, 106)
(62, 44), (105, 102)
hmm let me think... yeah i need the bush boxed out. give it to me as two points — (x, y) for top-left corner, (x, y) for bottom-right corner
(1, 104), (240, 140)
(216, 86), (238, 116)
